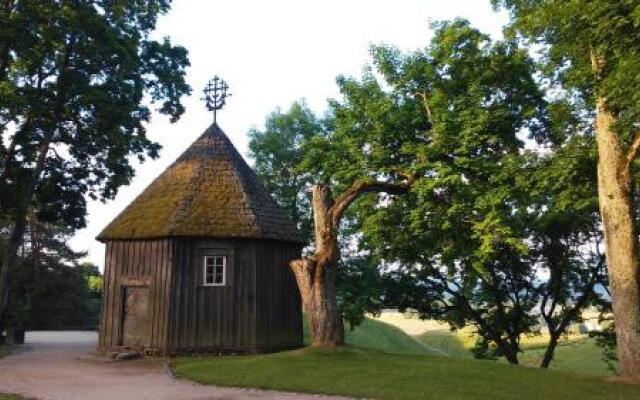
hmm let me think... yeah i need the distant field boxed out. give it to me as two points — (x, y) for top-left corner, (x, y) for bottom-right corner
(374, 311), (615, 375)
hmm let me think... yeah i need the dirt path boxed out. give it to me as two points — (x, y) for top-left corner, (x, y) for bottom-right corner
(0, 331), (351, 400)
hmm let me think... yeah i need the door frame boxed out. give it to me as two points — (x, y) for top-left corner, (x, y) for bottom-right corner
(118, 276), (152, 348)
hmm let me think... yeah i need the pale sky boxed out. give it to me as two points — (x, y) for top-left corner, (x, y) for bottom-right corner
(70, 0), (508, 268)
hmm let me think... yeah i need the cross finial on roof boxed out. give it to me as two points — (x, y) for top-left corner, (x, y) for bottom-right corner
(201, 75), (231, 124)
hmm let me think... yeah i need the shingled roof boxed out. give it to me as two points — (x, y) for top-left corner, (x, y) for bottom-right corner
(97, 123), (302, 243)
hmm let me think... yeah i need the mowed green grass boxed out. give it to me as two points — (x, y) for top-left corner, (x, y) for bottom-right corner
(172, 347), (639, 400)
(518, 338), (613, 375)
(0, 395), (28, 400)
(173, 319), (639, 399)
(416, 329), (475, 358)
(309, 318), (430, 355)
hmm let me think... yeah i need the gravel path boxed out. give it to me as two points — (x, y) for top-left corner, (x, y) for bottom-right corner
(0, 331), (352, 400)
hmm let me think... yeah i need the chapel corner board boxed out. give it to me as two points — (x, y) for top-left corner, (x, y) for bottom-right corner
(95, 123), (304, 354)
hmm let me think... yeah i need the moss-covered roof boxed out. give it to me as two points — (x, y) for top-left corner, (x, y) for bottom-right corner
(97, 123), (302, 243)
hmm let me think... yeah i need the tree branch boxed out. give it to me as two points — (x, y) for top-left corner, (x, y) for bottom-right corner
(416, 91), (433, 125)
(626, 132), (640, 167)
(329, 176), (415, 227)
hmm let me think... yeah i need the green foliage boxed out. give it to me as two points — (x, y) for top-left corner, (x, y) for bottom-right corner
(249, 19), (606, 364)
(0, 0), (191, 229)
(357, 20), (546, 362)
(173, 347), (640, 400)
(248, 100), (396, 329)
(5, 219), (102, 329)
(494, 0), (640, 134)
(493, 0), (640, 369)
(248, 101), (323, 241)
(336, 255), (386, 330)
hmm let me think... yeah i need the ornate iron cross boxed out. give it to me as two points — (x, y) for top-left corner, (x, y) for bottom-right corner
(201, 75), (230, 124)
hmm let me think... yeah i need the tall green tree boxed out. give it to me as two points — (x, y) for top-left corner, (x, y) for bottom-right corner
(0, 0), (190, 324)
(288, 19), (546, 347)
(494, 0), (640, 377)
(287, 76), (418, 346)
(358, 20), (546, 364)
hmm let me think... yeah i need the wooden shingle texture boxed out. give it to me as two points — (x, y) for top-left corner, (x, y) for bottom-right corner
(97, 123), (302, 243)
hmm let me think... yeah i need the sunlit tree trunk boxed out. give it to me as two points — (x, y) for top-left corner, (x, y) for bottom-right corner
(589, 50), (640, 378)
(290, 179), (413, 347)
(595, 99), (640, 377)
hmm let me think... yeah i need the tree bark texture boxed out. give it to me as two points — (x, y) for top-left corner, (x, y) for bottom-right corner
(289, 178), (413, 347)
(290, 185), (344, 346)
(595, 98), (640, 378)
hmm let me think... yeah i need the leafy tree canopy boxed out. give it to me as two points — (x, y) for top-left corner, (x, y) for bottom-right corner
(0, 0), (191, 229)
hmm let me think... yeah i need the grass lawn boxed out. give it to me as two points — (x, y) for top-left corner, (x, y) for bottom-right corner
(416, 329), (475, 358)
(0, 395), (28, 400)
(174, 318), (637, 399)
(172, 346), (639, 400)
(324, 318), (430, 355)
(415, 328), (613, 375)
(518, 338), (613, 375)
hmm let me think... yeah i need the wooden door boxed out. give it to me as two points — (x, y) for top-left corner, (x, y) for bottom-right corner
(121, 286), (149, 348)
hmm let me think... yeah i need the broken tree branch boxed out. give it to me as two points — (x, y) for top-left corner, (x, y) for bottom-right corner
(329, 175), (415, 227)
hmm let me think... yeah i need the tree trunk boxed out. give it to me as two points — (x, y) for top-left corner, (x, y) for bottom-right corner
(289, 178), (413, 347)
(495, 339), (519, 364)
(290, 184), (345, 347)
(595, 98), (640, 378)
(540, 333), (559, 368)
(291, 258), (345, 346)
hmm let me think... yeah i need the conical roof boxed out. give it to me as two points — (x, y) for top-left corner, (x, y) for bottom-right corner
(97, 123), (302, 243)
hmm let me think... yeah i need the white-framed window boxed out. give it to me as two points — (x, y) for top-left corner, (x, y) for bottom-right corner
(203, 255), (226, 286)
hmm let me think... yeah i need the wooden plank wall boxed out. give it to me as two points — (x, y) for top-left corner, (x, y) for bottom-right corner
(168, 239), (258, 351)
(255, 241), (303, 350)
(98, 239), (173, 351)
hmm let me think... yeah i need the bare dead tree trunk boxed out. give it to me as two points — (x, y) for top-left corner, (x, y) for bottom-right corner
(289, 178), (413, 347)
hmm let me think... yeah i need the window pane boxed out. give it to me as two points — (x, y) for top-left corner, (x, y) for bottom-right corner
(204, 255), (226, 285)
